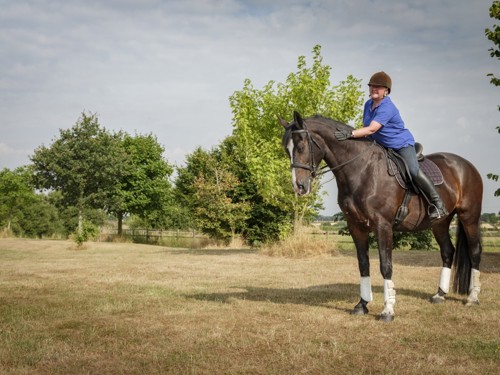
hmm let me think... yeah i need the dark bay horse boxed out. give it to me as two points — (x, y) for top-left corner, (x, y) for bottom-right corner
(279, 111), (483, 322)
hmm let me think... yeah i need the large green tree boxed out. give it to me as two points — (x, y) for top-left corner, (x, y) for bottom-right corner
(31, 113), (126, 234)
(114, 133), (174, 234)
(486, 0), (500, 196)
(229, 45), (364, 234)
(31, 113), (175, 237)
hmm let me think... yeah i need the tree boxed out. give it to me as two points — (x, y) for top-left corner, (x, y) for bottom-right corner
(481, 212), (499, 226)
(112, 133), (174, 234)
(47, 190), (106, 237)
(175, 138), (289, 244)
(31, 113), (176, 240)
(173, 146), (215, 230)
(229, 45), (364, 235)
(175, 144), (250, 243)
(194, 168), (250, 243)
(486, 0), (500, 196)
(0, 167), (36, 232)
(30, 113), (128, 236)
(17, 194), (63, 238)
(217, 136), (291, 244)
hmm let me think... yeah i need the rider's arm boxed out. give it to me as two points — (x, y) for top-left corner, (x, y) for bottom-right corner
(352, 121), (382, 138)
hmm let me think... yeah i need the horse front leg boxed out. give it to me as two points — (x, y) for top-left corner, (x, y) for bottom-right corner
(377, 224), (396, 322)
(350, 228), (372, 315)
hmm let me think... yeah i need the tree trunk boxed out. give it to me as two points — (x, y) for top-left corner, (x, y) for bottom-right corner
(117, 212), (123, 237)
(78, 209), (83, 235)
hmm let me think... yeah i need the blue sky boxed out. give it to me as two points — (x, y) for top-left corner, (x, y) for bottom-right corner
(1, 0), (499, 214)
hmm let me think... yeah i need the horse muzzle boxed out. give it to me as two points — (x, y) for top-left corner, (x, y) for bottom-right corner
(293, 179), (311, 196)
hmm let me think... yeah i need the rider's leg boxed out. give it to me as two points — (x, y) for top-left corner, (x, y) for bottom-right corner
(396, 145), (448, 221)
(413, 170), (448, 220)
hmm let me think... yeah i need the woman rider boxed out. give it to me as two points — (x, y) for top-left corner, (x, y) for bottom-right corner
(335, 71), (447, 221)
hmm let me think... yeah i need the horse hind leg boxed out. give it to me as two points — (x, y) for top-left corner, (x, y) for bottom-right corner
(380, 279), (396, 322)
(466, 269), (481, 306)
(430, 220), (455, 304)
(462, 218), (482, 306)
(454, 214), (482, 306)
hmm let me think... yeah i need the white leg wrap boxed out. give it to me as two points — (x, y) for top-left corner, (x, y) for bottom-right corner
(467, 269), (481, 305)
(381, 279), (396, 318)
(360, 276), (373, 302)
(384, 280), (396, 305)
(469, 269), (481, 292)
(439, 267), (452, 294)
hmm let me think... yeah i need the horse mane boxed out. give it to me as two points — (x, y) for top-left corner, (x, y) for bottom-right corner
(308, 114), (354, 131)
(308, 114), (378, 145)
(281, 114), (357, 148)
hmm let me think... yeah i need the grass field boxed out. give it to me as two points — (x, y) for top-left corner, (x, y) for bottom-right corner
(0, 238), (499, 374)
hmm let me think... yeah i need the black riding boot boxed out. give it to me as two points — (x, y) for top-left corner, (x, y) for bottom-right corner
(413, 170), (448, 221)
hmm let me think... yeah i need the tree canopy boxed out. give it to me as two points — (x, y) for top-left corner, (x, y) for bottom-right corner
(485, 0), (500, 196)
(0, 167), (35, 232)
(229, 44), (364, 235)
(30, 112), (174, 239)
(31, 113), (125, 231)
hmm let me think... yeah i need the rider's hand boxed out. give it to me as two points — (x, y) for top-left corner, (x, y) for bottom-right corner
(335, 128), (353, 141)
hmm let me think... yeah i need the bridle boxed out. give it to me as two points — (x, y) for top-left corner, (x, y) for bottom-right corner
(290, 127), (322, 178)
(290, 124), (376, 179)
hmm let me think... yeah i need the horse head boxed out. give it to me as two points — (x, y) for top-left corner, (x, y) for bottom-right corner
(279, 111), (325, 196)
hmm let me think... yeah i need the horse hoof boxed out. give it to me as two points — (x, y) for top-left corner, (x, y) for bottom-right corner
(465, 299), (479, 306)
(379, 313), (394, 323)
(430, 294), (445, 304)
(352, 306), (368, 315)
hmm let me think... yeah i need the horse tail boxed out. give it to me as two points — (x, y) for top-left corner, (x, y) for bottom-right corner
(452, 220), (471, 295)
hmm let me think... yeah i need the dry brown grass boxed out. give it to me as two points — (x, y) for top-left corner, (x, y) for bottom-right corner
(260, 227), (339, 257)
(0, 238), (499, 374)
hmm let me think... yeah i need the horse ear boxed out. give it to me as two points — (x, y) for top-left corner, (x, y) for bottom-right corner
(293, 111), (304, 129)
(278, 116), (290, 129)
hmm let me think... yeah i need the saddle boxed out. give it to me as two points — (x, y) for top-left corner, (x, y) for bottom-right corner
(387, 143), (443, 189)
(382, 143), (444, 227)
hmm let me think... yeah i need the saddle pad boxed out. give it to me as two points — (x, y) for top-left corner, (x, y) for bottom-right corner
(390, 158), (444, 189)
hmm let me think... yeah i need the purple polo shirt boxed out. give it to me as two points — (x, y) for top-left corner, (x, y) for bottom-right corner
(362, 96), (415, 149)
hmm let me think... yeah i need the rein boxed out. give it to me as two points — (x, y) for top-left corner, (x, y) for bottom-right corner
(318, 140), (376, 176)
(291, 126), (376, 178)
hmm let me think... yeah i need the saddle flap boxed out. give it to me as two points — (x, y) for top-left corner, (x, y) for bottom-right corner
(390, 158), (444, 189)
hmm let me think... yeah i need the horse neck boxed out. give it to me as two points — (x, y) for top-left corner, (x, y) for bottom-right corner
(317, 130), (378, 182)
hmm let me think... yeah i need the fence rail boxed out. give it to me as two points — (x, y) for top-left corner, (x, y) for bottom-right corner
(97, 227), (499, 250)
(99, 229), (212, 248)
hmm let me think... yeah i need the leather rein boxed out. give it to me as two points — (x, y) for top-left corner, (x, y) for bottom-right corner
(290, 126), (376, 179)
